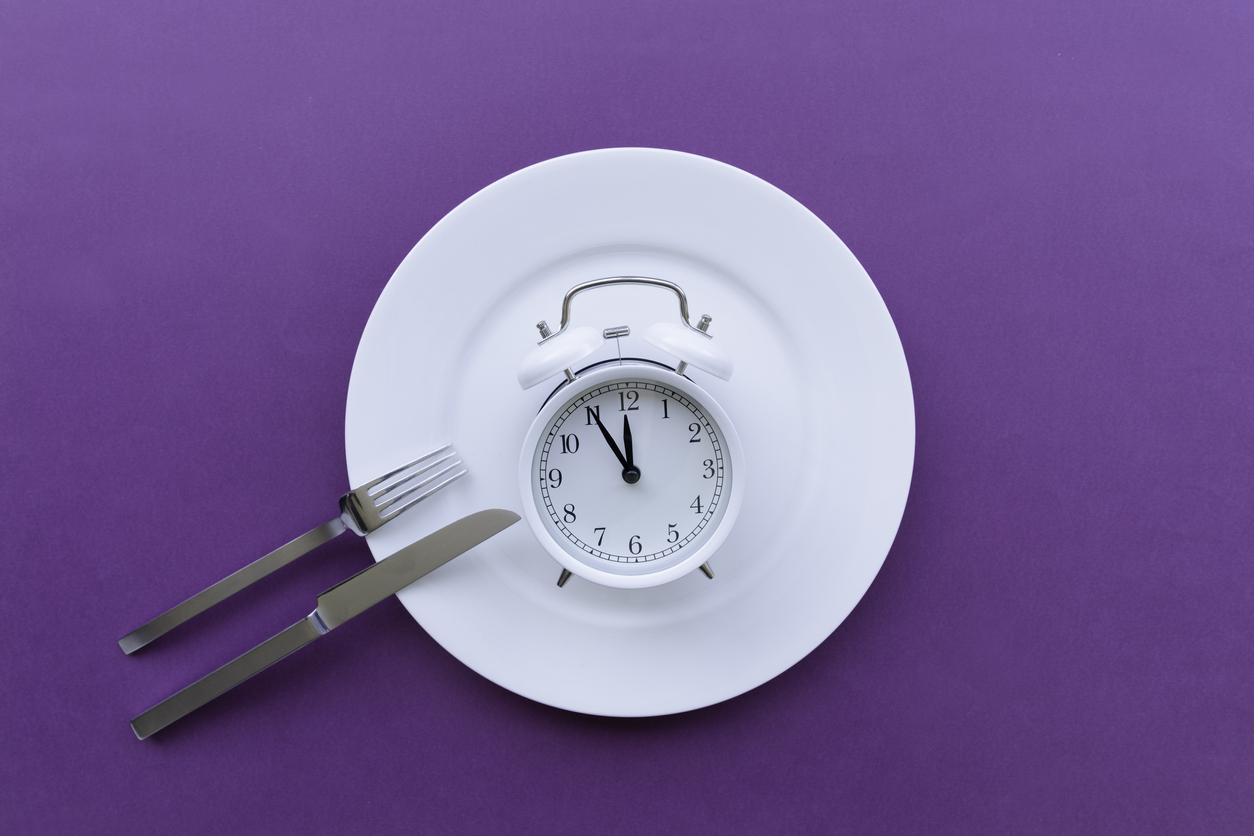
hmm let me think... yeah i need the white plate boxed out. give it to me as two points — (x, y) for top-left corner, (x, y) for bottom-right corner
(345, 148), (914, 716)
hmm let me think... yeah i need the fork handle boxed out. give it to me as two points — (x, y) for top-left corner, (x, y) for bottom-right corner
(118, 517), (347, 655)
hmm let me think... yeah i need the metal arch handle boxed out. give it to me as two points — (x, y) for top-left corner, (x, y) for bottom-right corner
(545, 276), (711, 341)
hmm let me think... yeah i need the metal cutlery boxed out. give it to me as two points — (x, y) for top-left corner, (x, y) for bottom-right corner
(130, 509), (520, 739)
(119, 444), (466, 654)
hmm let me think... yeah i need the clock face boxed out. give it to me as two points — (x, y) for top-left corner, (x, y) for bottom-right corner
(520, 364), (742, 587)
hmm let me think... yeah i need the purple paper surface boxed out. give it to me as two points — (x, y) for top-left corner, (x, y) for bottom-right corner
(2, 1), (1251, 833)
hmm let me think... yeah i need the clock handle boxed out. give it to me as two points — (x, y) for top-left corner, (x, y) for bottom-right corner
(551, 276), (711, 340)
(518, 275), (732, 389)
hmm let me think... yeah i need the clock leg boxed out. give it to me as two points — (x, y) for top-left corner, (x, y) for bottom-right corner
(559, 566), (709, 585)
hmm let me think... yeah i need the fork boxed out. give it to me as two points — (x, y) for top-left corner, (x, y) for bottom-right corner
(118, 444), (466, 655)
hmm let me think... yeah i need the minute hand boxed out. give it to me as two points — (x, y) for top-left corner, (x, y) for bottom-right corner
(590, 408), (629, 469)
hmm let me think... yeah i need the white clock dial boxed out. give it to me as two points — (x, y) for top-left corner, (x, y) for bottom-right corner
(519, 362), (744, 588)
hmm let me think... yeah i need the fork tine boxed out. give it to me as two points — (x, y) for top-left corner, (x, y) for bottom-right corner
(378, 465), (468, 519)
(367, 453), (458, 500)
(376, 460), (464, 512)
(360, 444), (453, 494)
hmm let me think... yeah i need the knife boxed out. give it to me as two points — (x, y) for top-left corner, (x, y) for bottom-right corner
(130, 509), (520, 740)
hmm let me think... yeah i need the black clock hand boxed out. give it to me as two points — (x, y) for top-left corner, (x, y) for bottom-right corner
(621, 414), (639, 484)
(623, 414), (634, 469)
(589, 408), (640, 484)
(590, 408), (628, 468)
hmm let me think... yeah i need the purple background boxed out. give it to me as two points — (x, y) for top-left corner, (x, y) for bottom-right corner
(3, 1), (1251, 833)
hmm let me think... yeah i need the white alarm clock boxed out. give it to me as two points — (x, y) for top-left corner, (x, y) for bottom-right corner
(517, 277), (745, 589)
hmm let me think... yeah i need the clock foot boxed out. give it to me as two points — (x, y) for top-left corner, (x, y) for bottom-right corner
(699, 562), (714, 579)
(557, 568), (572, 587)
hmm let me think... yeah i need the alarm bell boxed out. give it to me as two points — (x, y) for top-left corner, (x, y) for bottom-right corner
(643, 320), (733, 381)
(517, 325), (601, 390)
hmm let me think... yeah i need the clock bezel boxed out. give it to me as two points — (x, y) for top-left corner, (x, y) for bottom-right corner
(518, 361), (745, 589)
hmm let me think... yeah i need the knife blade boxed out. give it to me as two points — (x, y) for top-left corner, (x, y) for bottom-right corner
(130, 509), (520, 740)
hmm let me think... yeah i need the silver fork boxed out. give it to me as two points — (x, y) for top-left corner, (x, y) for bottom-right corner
(119, 444), (466, 655)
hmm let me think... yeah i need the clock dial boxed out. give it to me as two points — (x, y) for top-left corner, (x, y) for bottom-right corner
(531, 378), (730, 573)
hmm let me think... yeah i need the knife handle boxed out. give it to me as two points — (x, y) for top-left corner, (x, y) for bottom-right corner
(130, 616), (325, 740)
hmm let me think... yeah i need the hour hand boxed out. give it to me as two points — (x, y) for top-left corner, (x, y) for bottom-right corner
(622, 415), (639, 484)
(623, 415), (634, 469)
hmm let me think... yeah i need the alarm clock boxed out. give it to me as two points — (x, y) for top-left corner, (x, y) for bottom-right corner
(516, 277), (745, 589)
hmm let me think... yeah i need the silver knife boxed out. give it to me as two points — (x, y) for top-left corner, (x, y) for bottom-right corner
(130, 509), (520, 740)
